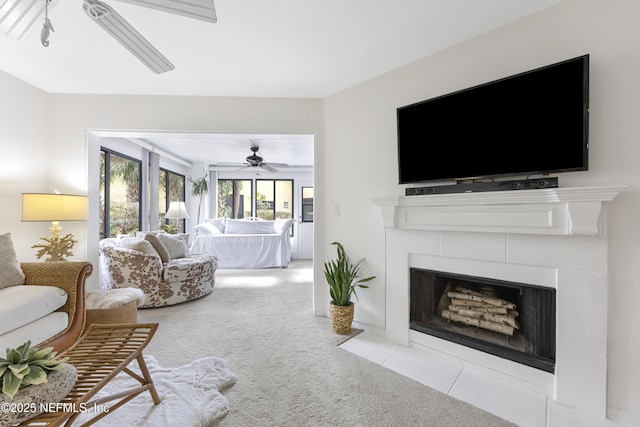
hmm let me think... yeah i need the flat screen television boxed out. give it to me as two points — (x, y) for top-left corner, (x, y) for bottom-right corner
(397, 55), (589, 184)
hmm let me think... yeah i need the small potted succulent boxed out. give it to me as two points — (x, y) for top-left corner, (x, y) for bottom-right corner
(0, 341), (77, 425)
(324, 241), (375, 334)
(0, 341), (71, 399)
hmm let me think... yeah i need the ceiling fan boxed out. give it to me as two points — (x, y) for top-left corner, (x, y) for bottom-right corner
(0, 0), (217, 73)
(222, 143), (290, 173)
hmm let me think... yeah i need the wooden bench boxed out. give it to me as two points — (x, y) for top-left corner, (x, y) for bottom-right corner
(19, 323), (160, 427)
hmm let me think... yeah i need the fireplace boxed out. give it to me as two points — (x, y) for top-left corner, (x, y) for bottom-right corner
(372, 186), (625, 424)
(409, 268), (556, 372)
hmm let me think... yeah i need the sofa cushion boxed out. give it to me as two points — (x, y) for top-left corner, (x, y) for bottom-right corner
(0, 285), (68, 335)
(162, 255), (216, 283)
(0, 232), (25, 290)
(0, 312), (68, 351)
(156, 233), (188, 259)
(143, 234), (171, 263)
(225, 219), (275, 234)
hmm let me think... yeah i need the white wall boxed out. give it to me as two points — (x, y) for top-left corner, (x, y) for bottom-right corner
(0, 71), (54, 261)
(322, 0), (640, 424)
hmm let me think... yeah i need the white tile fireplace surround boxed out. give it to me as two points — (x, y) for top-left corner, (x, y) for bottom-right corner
(356, 186), (626, 427)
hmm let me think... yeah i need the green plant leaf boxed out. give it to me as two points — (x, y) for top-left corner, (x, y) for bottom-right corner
(27, 347), (54, 362)
(2, 370), (22, 399)
(8, 363), (29, 379)
(22, 365), (48, 386)
(6, 348), (21, 364)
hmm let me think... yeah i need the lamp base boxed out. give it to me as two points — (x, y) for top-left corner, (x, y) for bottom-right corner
(32, 228), (77, 262)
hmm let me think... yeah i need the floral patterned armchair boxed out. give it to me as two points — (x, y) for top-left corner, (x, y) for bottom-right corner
(99, 237), (217, 308)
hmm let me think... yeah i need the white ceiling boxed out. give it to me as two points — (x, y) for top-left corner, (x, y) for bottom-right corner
(3, 0), (563, 168)
(1, 0), (563, 98)
(95, 131), (315, 168)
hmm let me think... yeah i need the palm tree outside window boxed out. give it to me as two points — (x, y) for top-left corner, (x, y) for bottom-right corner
(100, 148), (141, 238)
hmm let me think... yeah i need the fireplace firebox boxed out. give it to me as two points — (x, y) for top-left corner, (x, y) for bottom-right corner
(410, 268), (556, 372)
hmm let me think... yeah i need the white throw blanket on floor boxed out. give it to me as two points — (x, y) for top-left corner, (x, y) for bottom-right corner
(72, 355), (237, 426)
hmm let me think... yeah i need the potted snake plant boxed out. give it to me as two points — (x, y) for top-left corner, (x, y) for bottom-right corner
(324, 241), (375, 334)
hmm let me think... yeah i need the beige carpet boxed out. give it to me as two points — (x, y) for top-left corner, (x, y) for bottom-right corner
(138, 260), (516, 427)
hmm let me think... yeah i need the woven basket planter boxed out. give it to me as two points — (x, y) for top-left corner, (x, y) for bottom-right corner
(329, 302), (354, 335)
(86, 300), (138, 328)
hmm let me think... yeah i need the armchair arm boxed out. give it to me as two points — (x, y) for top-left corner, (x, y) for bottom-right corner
(20, 261), (93, 352)
(100, 246), (162, 290)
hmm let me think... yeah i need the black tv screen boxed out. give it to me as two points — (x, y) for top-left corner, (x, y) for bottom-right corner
(397, 55), (589, 184)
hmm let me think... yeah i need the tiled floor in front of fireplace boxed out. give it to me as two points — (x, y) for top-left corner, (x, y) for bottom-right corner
(339, 329), (549, 427)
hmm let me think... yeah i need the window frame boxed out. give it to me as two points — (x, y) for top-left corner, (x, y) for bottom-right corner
(100, 147), (142, 238)
(159, 168), (187, 232)
(301, 186), (314, 223)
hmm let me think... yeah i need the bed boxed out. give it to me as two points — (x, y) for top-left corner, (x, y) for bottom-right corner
(189, 218), (294, 269)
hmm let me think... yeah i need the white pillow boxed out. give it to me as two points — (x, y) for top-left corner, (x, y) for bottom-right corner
(206, 218), (226, 233)
(274, 218), (294, 234)
(0, 232), (25, 290)
(225, 219), (275, 234)
(0, 285), (68, 335)
(156, 233), (188, 259)
(195, 223), (221, 236)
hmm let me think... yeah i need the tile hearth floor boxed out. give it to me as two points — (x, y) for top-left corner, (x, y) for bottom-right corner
(339, 330), (548, 427)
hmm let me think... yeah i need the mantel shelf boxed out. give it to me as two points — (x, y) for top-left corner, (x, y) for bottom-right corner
(373, 186), (626, 236)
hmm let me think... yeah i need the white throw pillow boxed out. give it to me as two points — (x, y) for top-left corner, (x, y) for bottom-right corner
(225, 219), (275, 234)
(206, 218), (226, 233)
(0, 232), (25, 290)
(195, 223), (221, 236)
(156, 233), (188, 259)
(274, 218), (294, 234)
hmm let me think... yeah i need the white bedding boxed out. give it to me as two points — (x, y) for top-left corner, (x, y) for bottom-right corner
(190, 233), (291, 269)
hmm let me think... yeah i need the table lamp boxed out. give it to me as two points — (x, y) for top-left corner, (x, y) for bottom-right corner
(22, 193), (89, 261)
(165, 201), (190, 220)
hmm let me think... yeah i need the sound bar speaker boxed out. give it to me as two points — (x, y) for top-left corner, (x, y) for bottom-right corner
(405, 177), (558, 196)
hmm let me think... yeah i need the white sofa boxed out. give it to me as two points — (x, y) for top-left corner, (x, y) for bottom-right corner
(190, 218), (294, 269)
(0, 233), (92, 352)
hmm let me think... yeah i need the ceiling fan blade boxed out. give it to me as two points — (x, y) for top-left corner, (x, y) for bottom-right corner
(234, 165), (251, 171)
(0, 0), (59, 39)
(83, 0), (174, 74)
(113, 0), (217, 23)
(264, 163), (289, 168)
(260, 164), (279, 173)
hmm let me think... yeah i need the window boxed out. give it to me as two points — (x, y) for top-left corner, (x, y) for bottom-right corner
(302, 187), (314, 222)
(160, 169), (186, 233)
(256, 179), (293, 221)
(100, 148), (141, 238)
(218, 180), (252, 218)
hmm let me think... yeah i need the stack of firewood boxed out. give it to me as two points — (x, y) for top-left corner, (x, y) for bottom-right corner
(441, 286), (520, 336)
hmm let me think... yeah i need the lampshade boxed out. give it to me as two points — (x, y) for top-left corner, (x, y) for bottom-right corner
(22, 193), (89, 222)
(165, 201), (190, 219)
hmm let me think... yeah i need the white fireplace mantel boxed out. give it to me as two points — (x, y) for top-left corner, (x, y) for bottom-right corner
(366, 184), (627, 426)
(373, 186), (626, 236)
